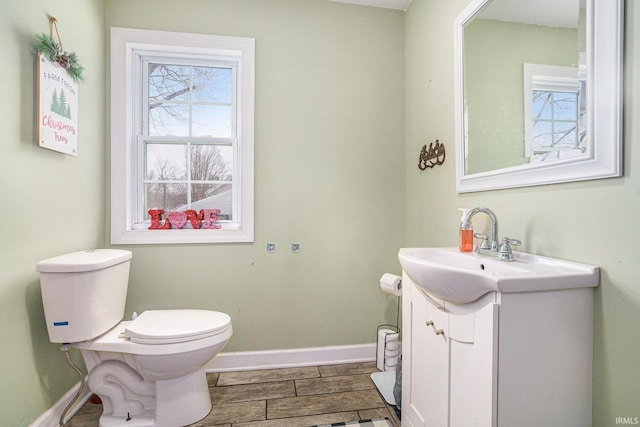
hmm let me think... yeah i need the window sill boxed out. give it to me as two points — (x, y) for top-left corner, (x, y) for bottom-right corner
(111, 227), (253, 245)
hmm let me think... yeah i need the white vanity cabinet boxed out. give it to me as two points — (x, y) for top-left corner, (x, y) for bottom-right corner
(401, 274), (594, 427)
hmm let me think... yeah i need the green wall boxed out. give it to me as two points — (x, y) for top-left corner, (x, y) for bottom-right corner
(405, 0), (640, 424)
(4, 0), (405, 424)
(464, 19), (578, 174)
(0, 0), (105, 425)
(106, 0), (406, 352)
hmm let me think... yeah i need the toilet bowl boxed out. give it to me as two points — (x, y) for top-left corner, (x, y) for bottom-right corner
(36, 250), (233, 427)
(75, 310), (232, 427)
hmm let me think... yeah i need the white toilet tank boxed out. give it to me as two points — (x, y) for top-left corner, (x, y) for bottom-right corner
(37, 249), (132, 344)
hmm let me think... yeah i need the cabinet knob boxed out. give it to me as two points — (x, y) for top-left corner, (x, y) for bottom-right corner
(435, 329), (445, 336)
(426, 320), (434, 326)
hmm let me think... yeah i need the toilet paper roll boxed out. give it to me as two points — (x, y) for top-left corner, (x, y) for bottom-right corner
(380, 273), (402, 296)
(384, 353), (399, 371)
(377, 329), (400, 371)
(385, 338), (400, 352)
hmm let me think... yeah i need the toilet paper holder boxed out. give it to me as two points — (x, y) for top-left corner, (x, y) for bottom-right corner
(376, 275), (401, 371)
(376, 324), (400, 371)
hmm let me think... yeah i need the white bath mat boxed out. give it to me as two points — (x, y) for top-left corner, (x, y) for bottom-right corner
(370, 370), (396, 405)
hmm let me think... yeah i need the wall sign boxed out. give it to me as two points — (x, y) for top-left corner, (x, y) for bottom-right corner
(32, 16), (84, 156)
(37, 53), (78, 156)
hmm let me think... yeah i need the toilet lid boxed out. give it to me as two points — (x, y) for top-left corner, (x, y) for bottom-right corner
(125, 309), (231, 344)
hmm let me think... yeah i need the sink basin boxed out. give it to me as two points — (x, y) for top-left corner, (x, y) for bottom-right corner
(398, 247), (599, 304)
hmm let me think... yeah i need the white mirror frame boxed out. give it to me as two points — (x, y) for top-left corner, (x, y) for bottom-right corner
(454, 0), (623, 193)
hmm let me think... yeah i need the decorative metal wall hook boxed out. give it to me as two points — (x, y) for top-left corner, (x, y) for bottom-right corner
(418, 139), (446, 170)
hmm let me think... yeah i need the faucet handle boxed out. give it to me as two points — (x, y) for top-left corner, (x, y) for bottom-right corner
(474, 233), (491, 250)
(499, 237), (521, 254)
(502, 237), (521, 247)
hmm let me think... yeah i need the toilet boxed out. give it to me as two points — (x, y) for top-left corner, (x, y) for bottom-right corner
(37, 249), (232, 427)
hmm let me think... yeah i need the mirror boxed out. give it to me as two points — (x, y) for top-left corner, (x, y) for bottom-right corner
(454, 0), (623, 192)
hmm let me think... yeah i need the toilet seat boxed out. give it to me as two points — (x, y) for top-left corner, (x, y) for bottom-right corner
(74, 309), (233, 356)
(126, 309), (231, 344)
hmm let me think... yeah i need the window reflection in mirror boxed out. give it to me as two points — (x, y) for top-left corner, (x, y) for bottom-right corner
(462, 3), (585, 175)
(524, 63), (587, 163)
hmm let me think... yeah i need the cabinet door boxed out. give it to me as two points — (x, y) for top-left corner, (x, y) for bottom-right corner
(422, 301), (450, 426)
(448, 303), (499, 427)
(404, 285), (449, 427)
(403, 285), (429, 427)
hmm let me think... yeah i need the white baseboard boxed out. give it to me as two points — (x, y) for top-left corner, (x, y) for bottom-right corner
(32, 343), (377, 426)
(30, 378), (91, 427)
(206, 342), (377, 372)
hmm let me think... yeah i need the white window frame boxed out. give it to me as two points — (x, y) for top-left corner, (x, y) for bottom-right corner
(523, 63), (585, 160)
(110, 28), (254, 244)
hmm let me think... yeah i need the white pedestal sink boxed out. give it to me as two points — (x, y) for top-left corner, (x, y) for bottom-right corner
(398, 247), (599, 304)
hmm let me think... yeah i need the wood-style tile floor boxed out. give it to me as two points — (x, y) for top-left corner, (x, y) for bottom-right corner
(67, 362), (400, 427)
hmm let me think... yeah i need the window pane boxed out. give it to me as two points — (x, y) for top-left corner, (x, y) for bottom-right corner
(190, 145), (233, 181)
(533, 121), (553, 149)
(149, 104), (190, 136)
(149, 64), (191, 103)
(553, 92), (578, 120)
(190, 183), (232, 220)
(215, 145), (233, 177)
(553, 122), (578, 147)
(192, 105), (233, 137)
(145, 183), (187, 216)
(532, 91), (552, 119)
(192, 67), (232, 103)
(145, 144), (187, 180)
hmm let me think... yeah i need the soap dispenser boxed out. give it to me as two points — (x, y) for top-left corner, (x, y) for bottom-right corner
(458, 208), (473, 252)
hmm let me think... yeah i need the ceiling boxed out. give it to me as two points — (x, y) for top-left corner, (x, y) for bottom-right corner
(329, 0), (582, 28)
(329, 0), (413, 11)
(478, 0), (583, 28)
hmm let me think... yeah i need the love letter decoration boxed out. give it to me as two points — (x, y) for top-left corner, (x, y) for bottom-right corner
(148, 209), (222, 230)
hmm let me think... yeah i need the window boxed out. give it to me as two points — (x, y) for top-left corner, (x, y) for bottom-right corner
(523, 63), (586, 163)
(110, 28), (254, 244)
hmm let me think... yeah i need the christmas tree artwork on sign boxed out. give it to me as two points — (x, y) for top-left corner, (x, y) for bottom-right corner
(50, 89), (72, 119)
(37, 53), (78, 156)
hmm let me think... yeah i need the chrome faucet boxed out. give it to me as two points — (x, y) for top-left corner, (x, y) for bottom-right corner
(461, 207), (521, 261)
(462, 207), (499, 250)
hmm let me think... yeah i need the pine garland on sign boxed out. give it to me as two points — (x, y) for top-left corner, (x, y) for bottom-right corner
(31, 17), (85, 83)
